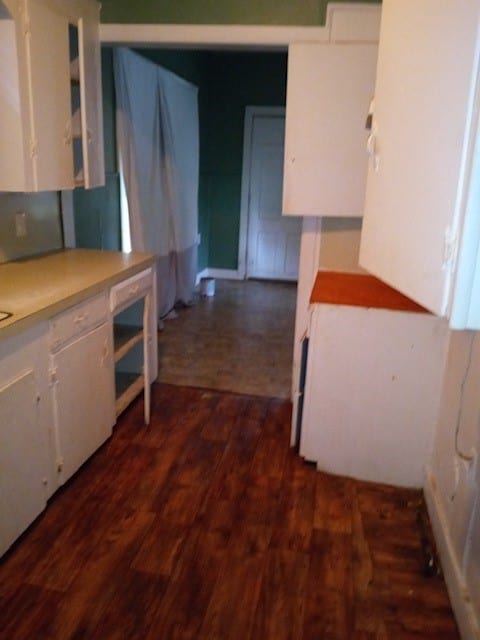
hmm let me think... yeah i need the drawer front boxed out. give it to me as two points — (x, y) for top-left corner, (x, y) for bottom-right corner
(50, 293), (108, 351)
(110, 268), (153, 313)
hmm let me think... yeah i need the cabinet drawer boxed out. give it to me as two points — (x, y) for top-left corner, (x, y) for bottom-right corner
(110, 268), (153, 313)
(49, 293), (108, 351)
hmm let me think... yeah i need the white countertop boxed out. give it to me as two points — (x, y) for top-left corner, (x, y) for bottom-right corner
(0, 249), (155, 339)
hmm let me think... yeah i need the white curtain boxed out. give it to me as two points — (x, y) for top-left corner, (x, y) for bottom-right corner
(113, 47), (199, 319)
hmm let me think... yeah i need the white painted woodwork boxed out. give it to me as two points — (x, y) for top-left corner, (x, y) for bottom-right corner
(99, 4), (381, 48)
(0, 323), (54, 557)
(360, 0), (480, 329)
(283, 43), (378, 217)
(110, 267), (157, 424)
(77, 0), (105, 188)
(244, 112), (301, 281)
(290, 216), (322, 445)
(300, 303), (449, 487)
(49, 292), (108, 351)
(466, 494), (480, 622)
(0, 0), (72, 191)
(425, 471), (480, 640)
(0, 0), (104, 192)
(0, 257), (158, 556)
(425, 330), (480, 638)
(50, 317), (115, 485)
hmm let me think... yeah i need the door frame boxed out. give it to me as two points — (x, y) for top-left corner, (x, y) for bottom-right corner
(238, 106), (286, 279)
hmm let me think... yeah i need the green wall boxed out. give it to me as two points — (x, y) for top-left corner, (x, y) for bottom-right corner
(205, 52), (287, 269)
(73, 48), (121, 251)
(81, 48), (287, 272)
(135, 50), (287, 270)
(0, 192), (62, 264)
(100, 0), (379, 25)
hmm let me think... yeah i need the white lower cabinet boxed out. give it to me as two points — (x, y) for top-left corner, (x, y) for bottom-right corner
(0, 261), (156, 556)
(49, 295), (115, 485)
(300, 303), (449, 488)
(0, 324), (54, 556)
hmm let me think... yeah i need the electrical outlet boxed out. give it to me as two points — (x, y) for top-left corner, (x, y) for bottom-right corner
(15, 211), (27, 238)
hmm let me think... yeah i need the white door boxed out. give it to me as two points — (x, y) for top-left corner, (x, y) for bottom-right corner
(245, 112), (301, 280)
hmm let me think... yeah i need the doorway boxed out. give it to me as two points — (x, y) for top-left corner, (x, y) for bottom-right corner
(108, 48), (298, 397)
(240, 107), (301, 281)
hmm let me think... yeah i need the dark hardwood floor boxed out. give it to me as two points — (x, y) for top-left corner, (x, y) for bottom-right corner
(0, 384), (459, 639)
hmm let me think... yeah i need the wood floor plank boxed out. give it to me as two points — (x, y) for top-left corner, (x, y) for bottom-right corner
(251, 549), (309, 640)
(314, 471), (355, 534)
(0, 384), (461, 640)
(197, 555), (266, 640)
(89, 569), (168, 640)
(270, 453), (316, 552)
(42, 508), (155, 639)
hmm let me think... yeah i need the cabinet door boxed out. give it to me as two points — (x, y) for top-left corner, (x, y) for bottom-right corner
(77, 1), (105, 188)
(282, 43), (378, 217)
(360, 0), (480, 318)
(51, 322), (115, 484)
(25, 0), (74, 190)
(0, 370), (47, 555)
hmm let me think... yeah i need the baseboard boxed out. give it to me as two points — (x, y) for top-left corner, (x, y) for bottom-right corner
(424, 470), (480, 640)
(196, 268), (243, 284)
(195, 268), (209, 286)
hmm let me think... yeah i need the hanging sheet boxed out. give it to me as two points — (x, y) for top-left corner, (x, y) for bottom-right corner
(113, 47), (199, 319)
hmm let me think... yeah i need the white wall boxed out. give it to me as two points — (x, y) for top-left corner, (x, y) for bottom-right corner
(317, 217), (366, 274)
(426, 330), (480, 639)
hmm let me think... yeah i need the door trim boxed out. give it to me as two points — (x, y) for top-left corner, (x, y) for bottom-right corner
(238, 106), (286, 279)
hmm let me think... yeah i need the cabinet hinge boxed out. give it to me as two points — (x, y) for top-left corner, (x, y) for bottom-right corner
(443, 226), (458, 272)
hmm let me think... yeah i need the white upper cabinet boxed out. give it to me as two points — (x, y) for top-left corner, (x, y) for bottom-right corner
(360, 0), (480, 329)
(0, 0), (72, 191)
(75, 1), (104, 188)
(0, 0), (104, 192)
(282, 42), (378, 217)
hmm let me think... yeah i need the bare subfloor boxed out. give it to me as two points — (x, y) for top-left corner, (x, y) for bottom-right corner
(157, 279), (297, 398)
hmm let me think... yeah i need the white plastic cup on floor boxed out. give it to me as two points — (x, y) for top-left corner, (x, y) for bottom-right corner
(200, 277), (215, 297)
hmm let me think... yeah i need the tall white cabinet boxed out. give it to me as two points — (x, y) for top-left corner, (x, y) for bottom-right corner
(360, 0), (480, 330)
(0, 0), (104, 191)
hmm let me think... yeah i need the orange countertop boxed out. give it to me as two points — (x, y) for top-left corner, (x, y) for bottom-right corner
(310, 271), (430, 313)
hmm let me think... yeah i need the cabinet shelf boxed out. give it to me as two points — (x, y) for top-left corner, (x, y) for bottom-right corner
(113, 324), (143, 363)
(115, 371), (144, 417)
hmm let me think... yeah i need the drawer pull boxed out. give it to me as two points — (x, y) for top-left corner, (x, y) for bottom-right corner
(129, 285), (139, 295)
(74, 313), (88, 324)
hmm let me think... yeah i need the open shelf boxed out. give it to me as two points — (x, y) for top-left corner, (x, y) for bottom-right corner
(113, 324), (143, 363)
(115, 371), (144, 417)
